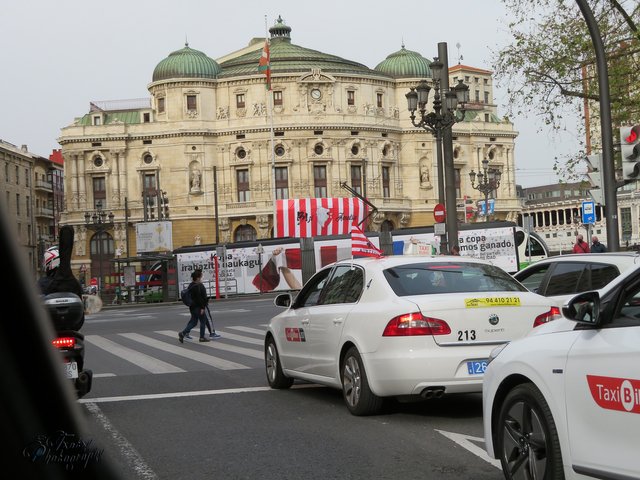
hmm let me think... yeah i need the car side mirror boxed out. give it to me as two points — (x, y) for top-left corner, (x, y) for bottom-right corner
(562, 291), (600, 325)
(274, 293), (292, 308)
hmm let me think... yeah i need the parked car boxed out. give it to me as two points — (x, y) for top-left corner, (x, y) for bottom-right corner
(483, 264), (640, 480)
(263, 255), (561, 415)
(513, 252), (640, 307)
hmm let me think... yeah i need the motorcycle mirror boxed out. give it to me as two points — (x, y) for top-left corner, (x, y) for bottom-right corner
(83, 294), (103, 314)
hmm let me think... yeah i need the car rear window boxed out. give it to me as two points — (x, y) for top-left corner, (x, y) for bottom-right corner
(383, 262), (527, 296)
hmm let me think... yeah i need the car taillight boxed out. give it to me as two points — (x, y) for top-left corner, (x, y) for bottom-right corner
(52, 337), (76, 349)
(533, 306), (562, 327)
(383, 312), (451, 336)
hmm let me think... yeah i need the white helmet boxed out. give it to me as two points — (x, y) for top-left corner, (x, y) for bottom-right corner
(44, 246), (60, 272)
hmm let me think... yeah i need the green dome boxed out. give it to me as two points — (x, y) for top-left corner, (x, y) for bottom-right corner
(374, 46), (432, 78)
(152, 43), (221, 82)
(219, 16), (383, 78)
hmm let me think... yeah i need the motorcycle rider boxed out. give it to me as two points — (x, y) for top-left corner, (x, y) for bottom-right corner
(38, 226), (83, 297)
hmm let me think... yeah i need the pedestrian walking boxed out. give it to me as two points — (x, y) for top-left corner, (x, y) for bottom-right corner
(178, 270), (210, 343)
(572, 234), (590, 254)
(591, 235), (607, 253)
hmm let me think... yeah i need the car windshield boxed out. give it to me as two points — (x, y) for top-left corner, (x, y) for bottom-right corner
(383, 262), (527, 296)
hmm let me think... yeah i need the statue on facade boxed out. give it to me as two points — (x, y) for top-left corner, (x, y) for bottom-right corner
(191, 168), (201, 193)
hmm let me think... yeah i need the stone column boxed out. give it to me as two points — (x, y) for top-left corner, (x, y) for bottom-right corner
(78, 152), (87, 207)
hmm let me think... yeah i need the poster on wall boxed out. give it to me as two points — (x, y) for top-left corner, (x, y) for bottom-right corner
(136, 221), (173, 253)
(274, 198), (368, 238)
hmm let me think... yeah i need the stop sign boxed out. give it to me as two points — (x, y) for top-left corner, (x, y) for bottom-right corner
(433, 203), (446, 223)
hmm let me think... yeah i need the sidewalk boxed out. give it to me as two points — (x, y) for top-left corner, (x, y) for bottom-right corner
(102, 291), (282, 310)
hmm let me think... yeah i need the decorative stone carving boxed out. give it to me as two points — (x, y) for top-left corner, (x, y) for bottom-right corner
(217, 106), (229, 119)
(190, 165), (202, 194)
(420, 161), (432, 189)
(400, 212), (411, 226)
(194, 235), (201, 245)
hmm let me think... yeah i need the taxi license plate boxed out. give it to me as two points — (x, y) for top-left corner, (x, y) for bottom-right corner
(65, 361), (79, 379)
(466, 360), (487, 375)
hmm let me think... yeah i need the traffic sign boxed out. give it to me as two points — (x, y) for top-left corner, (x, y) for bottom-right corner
(433, 203), (446, 223)
(582, 200), (595, 224)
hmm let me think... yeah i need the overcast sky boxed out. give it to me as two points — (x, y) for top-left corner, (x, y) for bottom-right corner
(1, 0), (582, 187)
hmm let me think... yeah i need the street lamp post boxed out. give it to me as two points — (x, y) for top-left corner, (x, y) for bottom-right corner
(406, 57), (469, 252)
(256, 244), (264, 294)
(84, 201), (114, 293)
(469, 158), (502, 222)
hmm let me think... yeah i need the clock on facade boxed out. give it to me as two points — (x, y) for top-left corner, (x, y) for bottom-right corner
(310, 88), (322, 100)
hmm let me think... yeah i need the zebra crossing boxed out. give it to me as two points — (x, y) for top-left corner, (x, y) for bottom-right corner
(84, 325), (268, 377)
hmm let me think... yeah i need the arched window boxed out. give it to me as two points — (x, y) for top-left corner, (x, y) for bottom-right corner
(234, 224), (257, 242)
(380, 220), (394, 232)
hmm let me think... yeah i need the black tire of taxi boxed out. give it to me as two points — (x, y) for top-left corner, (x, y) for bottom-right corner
(265, 336), (294, 389)
(341, 347), (384, 416)
(497, 383), (564, 480)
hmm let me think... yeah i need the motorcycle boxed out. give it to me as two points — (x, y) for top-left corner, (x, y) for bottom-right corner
(43, 292), (93, 398)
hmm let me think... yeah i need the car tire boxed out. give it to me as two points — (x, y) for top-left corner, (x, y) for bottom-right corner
(265, 336), (293, 389)
(497, 383), (564, 480)
(341, 347), (384, 416)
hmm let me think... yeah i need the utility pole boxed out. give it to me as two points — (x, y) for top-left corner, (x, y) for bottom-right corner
(576, 0), (619, 251)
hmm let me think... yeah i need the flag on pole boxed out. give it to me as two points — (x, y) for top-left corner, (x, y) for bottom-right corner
(351, 226), (383, 258)
(258, 39), (271, 90)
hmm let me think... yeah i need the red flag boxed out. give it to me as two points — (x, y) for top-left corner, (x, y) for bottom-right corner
(258, 40), (271, 90)
(351, 226), (383, 258)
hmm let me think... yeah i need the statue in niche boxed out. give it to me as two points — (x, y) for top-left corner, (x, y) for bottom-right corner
(420, 163), (431, 188)
(191, 168), (201, 193)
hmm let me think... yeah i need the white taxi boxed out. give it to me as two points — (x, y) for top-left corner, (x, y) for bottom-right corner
(483, 264), (640, 479)
(264, 255), (560, 415)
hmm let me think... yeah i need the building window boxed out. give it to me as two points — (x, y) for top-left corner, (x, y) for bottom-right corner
(273, 90), (283, 106)
(26, 196), (30, 216)
(484, 78), (489, 85)
(93, 156), (103, 168)
(25, 169), (29, 187)
(93, 115), (101, 126)
(376, 93), (383, 108)
(143, 154), (153, 164)
(237, 169), (250, 202)
(93, 177), (106, 209)
(347, 90), (355, 106)
(351, 145), (359, 156)
(15, 166), (19, 184)
(351, 165), (362, 195)
(485, 113), (490, 122)
(234, 224), (256, 242)
(236, 94), (245, 109)
(621, 207), (632, 242)
(4, 163), (8, 182)
(236, 148), (247, 160)
(275, 167), (289, 200)
(314, 144), (324, 156)
(484, 91), (489, 104)
(454, 169), (461, 198)
(274, 144), (285, 157)
(314, 165), (327, 198)
(143, 112), (150, 122)
(157, 97), (165, 113)
(16, 194), (20, 215)
(186, 95), (197, 111)
(382, 166), (390, 198)
(475, 90), (480, 102)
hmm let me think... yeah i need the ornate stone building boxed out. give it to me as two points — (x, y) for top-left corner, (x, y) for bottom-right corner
(58, 18), (520, 281)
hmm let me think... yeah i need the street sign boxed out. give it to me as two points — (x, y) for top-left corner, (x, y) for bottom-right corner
(582, 200), (595, 224)
(90, 277), (98, 287)
(433, 203), (446, 223)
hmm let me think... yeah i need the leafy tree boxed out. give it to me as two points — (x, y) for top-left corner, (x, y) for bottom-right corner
(493, 0), (639, 180)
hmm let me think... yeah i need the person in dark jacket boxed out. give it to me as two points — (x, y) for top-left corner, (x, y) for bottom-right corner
(591, 235), (607, 253)
(178, 270), (210, 343)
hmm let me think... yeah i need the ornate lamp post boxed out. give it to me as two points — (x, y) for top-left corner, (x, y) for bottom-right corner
(84, 201), (114, 292)
(469, 158), (502, 222)
(406, 58), (469, 252)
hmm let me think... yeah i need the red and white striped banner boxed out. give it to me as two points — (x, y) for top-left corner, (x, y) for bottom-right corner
(275, 198), (368, 238)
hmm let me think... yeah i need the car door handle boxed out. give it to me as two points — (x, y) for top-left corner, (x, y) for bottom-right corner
(301, 319), (310, 325)
(333, 318), (343, 325)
